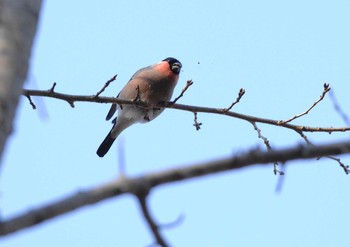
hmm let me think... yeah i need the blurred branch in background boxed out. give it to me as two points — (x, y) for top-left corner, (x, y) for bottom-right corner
(1, 140), (350, 239)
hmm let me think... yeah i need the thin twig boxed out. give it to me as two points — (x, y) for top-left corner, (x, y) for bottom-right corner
(193, 112), (202, 130)
(171, 79), (193, 105)
(25, 95), (36, 109)
(67, 101), (75, 108)
(251, 121), (284, 175)
(94, 74), (118, 97)
(222, 88), (245, 113)
(296, 130), (349, 174)
(136, 191), (169, 247)
(274, 166), (285, 193)
(295, 130), (312, 145)
(278, 83), (331, 125)
(317, 156), (350, 175)
(158, 214), (185, 229)
(250, 122), (272, 151)
(49, 82), (57, 92)
(328, 89), (350, 126)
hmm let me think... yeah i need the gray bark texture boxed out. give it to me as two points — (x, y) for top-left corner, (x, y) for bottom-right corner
(0, 0), (42, 166)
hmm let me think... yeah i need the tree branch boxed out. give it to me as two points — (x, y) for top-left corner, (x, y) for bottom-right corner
(171, 79), (193, 104)
(136, 193), (169, 247)
(0, 0), (42, 163)
(1, 140), (350, 237)
(251, 121), (283, 175)
(222, 88), (245, 113)
(94, 74), (118, 97)
(328, 89), (350, 126)
(21, 87), (350, 133)
(278, 83), (331, 124)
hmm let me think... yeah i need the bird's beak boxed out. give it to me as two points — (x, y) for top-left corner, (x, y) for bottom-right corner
(171, 62), (182, 74)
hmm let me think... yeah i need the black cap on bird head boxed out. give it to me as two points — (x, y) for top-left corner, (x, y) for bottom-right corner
(163, 57), (182, 74)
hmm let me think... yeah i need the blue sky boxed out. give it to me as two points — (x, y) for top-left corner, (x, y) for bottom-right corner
(1, 1), (350, 246)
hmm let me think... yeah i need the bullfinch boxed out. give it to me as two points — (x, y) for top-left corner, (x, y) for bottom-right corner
(96, 57), (182, 157)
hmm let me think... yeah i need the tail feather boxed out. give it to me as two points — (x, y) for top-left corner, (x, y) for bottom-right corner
(96, 132), (116, 157)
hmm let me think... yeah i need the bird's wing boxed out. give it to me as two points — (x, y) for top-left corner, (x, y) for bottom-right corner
(105, 103), (117, 121)
(129, 65), (153, 80)
(105, 65), (154, 121)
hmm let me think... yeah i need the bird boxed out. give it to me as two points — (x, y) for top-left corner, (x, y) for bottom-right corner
(96, 57), (182, 157)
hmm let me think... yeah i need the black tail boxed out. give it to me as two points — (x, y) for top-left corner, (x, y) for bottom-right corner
(96, 132), (116, 157)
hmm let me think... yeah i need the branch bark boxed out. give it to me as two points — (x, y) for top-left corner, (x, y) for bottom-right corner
(0, 0), (42, 165)
(1, 140), (350, 237)
(22, 88), (350, 133)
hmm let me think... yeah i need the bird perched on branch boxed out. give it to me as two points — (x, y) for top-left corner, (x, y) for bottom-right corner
(97, 57), (182, 157)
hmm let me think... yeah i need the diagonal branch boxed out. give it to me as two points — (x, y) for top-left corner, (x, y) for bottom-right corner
(278, 83), (331, 124)
(251, 121), (283, 175)
(136, 193), (169, 247)
(328, 89), (350, 126)
(222, 88), (245, 113)
(25, 95), (36, 109)
(171, 79), (193, 104)
(295, 130), (349, 174)
(1, 140), (350, 237)
(94, 74), (118, 97)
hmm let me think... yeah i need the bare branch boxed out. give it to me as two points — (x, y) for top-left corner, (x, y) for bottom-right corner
(222, 88), (245, 113)
(21, 87), (350, 133)
(328, 89), (350, 126)
(25, 95), (36, 109)
(170, 102), (350, 133)
(278, 83), (331, 125)
(193, 112), (202, 130)
(94, 74), (118, 97)
(158, 214), (185, 229)
(47, 83), (75, 108)
(1, 140), (350, 237)
(251, 122), (272, 151)
(49, 82), (76, 108)
(295, 130), (312, 145)
(171, 79), (193, 105)
(49, 82), (57, 92)
(295, 130), (349, 174)
(317, 156), (350, 174)
(251, 122), (283, 175)
(136, 192), (169, 247)
(22, 88), (147, 108)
